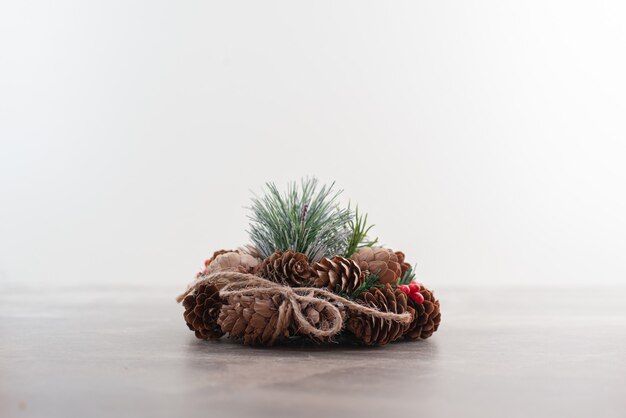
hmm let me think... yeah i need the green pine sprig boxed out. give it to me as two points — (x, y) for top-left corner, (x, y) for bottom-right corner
(397, 265), (417, 285)
(344, 205), (378, 258)
(346, 272), (381, 299)
(247, 178), (353, 262)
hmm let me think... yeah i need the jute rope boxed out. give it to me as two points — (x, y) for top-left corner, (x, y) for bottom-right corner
(176, 271), (412, 341)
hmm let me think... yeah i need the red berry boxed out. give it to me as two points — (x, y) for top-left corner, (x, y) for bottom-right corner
(409, 282), (421, 293)
(398, 285), (410, 294)
(411, 292), (425, 304)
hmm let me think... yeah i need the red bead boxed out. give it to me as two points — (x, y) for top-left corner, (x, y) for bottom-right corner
(398, 285), (411, 294)
(409, 282), (421, 293)
(411, 292), (425, 304)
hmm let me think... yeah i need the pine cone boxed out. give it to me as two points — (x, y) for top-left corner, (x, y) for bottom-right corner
(218, 293), (292, 345)
(346, 284), (410, 346)
(404, 286), (441, 340)
(255, 250), (314, 287)
(182, 283), (224, 340)
(294, 293), (346, 342)
(350, 248), (403, 285)
(312, 256), (365, 294)
(200, 249), (260, 277)
(394, 251), (411, 279)
(206, 249), (233, 266)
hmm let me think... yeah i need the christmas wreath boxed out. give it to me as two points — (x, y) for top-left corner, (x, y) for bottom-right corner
(177, 178), (441, 346)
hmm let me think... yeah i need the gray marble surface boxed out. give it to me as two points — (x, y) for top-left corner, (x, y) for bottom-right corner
(1, 285), (624, 418)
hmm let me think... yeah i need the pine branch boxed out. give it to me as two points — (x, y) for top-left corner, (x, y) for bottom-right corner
(247, 178), (353, 262)
(344, 205), (378, 258)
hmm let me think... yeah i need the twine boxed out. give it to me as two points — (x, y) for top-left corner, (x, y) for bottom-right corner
(176, 271), (412, 342)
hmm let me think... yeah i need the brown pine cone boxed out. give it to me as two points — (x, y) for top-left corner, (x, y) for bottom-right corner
(394, 251), (412, 279)
(294, 294), (346, 342)
(206, 249), (233, 266)
(312, 256), (365, 294)
(255, 250), (313, 287)
(345, 284), (411, 346)
(199, 249), (260, 277)
(404, 286), (441, 340)
(218, 292), (292, 345)
(182, 284), (224, 340)
(350, 248), (403, 285)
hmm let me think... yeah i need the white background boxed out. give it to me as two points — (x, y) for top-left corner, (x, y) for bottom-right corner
(1, 1), (625, 288)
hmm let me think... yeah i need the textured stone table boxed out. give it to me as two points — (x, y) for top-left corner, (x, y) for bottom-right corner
(1, 285), (624, 418)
